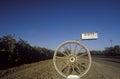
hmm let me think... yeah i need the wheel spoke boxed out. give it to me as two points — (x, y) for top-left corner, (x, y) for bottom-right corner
(73, 44), (77, 55)
(78, 53), (88, 57)
(78, 47), (83, 53)
(77, 57), (88, 66)
(75, 64), (82, 74)
(78, 60), (87, 69)
(81, 65), (86, 70)
(63, 46), (70, 56)
(69, 44), (72, 54)
(56, 56), (67, 59)
(66, 65), (70, 75)
(72, 65), (75, 73)
(58, 51), (68, 57)
(61, 63), (69, 73)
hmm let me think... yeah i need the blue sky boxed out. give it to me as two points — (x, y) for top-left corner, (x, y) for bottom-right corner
(0, 0), (120, 50)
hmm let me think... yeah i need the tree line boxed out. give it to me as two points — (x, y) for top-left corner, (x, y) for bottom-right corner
(0, 34), (54, 69)
(90, 45), (120, 57)
(0, 34), (120, 69)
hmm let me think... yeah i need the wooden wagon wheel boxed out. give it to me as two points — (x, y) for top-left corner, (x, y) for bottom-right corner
(53, 40), (92, 78)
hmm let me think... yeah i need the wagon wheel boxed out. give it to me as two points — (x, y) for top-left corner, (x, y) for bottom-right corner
(53, 40), (92, 78)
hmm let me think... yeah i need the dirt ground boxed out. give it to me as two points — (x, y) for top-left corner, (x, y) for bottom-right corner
(0, 57), (120, 79)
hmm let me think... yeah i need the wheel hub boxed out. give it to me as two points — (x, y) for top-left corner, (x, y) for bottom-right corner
(68, 55), (77, 63)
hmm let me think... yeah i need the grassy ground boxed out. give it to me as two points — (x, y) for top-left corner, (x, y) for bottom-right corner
(0, 57), (120, 79)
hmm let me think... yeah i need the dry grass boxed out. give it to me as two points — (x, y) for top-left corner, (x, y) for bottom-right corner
(0, 58), (120, 79)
